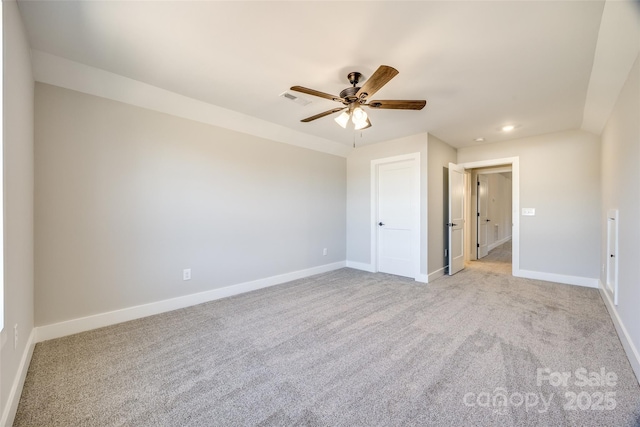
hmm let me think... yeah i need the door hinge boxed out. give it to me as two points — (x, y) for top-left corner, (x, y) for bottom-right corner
(477, 212), (480, 217)
(477, 181), (480, 186)
(477, 243), (480, 248)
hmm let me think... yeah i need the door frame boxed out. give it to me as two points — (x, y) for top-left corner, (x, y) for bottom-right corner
(458, 157), (520, 275)
(370, 153), (421, 281)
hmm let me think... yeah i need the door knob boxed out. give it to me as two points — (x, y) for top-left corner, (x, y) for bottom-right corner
(486, 219), (490, 222)
(379, 222), (385, 226)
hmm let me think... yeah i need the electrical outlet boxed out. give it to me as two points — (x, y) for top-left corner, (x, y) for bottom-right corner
(323, 248), (328, 256)
(14, 324), (18, 350)
(183, 269), (191, 281)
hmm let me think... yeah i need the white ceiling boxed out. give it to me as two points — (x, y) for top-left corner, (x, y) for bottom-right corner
(17, 1), (616, 148)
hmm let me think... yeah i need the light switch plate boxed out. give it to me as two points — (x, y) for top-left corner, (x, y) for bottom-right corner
(522, 208), (536, 216)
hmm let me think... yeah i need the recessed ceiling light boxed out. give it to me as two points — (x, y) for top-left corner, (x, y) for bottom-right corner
(474, 137), (485, 142)
(501, 125), (515, 132)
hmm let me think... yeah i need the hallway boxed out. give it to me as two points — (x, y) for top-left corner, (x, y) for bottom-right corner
(468, 239), (512, 275)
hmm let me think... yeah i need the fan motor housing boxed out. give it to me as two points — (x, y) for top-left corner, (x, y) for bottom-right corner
(339, 86), (360, 102)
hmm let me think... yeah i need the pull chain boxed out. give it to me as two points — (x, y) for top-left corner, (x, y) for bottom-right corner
(353, 131), (364, 148)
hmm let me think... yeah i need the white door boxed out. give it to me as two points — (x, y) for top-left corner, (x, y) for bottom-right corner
(448, 163), (465, 275)
(606, 210), (619, 305)
(377, 160), (416, 278)
(477, 174), (490, 259)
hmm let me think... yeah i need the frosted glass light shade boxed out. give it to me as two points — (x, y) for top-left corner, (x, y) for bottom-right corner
(334, 111), (350, 128)
(355, 117), (372, 130)
(351, 107), (367, 124)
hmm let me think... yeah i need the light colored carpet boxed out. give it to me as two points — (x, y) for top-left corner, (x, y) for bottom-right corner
(14, 242), (640, 426)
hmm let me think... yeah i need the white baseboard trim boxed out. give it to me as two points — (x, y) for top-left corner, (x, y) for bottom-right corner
(488, 236), (512, 252)
(598, 280), (640, 385)
(346, 261), (427, 283)
(1, 328), (36, 427)
(414, 274), (428, 284)
(515, 269), (599, 288)
(35, 261), (346, 343)
(346, 261), (375, 273)
(428, 267), (446, 283)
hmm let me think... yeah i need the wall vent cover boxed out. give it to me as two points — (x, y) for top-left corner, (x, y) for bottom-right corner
(279, 91), (311, 106)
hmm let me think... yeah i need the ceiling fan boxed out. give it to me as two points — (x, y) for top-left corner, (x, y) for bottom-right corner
(291, 65), (426, 130)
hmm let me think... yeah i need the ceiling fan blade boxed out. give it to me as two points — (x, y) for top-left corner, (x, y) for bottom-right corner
(290, 86), (344, 103)
(366, 100), (427, 110)
(300, 107), (346, 123)
(355, 65), (399, 100)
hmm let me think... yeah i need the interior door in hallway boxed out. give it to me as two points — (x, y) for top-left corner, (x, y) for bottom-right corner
(448, 163), (465, 275)
(377, 159), (417, 278)
(477, 174), (489, 259)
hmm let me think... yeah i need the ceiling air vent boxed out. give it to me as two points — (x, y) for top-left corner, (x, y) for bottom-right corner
(279, 91), (311, 106)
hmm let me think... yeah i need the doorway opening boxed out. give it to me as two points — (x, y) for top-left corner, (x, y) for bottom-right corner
(467, 166), (513, 263)
(447, 157), (520, 276)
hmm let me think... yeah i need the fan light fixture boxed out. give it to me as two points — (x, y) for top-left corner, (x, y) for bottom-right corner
(334, 107), (371, 130)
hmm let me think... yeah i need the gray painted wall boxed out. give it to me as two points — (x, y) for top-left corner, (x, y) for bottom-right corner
(1, 2), (35, 422)
(426, 134), (457, 277)
(458, 129), (601, 280)
(600, 54), (640, 376)
(346, 133), (428, 277)
(34, 83), (346, 325)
